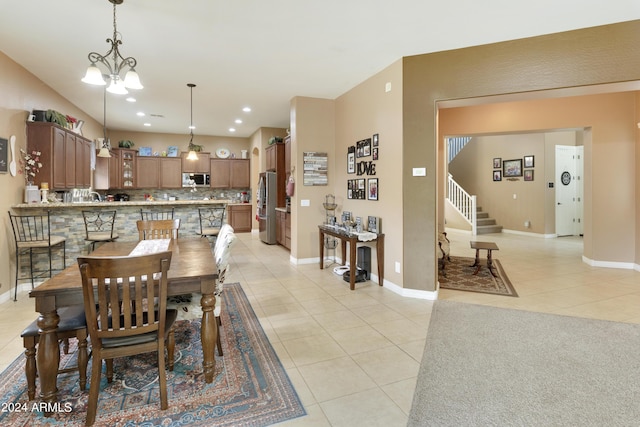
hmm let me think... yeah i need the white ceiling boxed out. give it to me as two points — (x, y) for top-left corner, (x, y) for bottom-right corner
(1, 0), (639, 138)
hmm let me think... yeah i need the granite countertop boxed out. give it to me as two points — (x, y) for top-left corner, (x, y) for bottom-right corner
(13, 199), (241, 209)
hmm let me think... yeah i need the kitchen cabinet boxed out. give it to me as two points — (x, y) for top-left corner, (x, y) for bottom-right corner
(276, 210), (291, 250)
(228, 204), (252, 232)
(210, 159), (250, 189)
(181, 151), (210, 173)
(265, 143), (286, 207)
(265, 143), (283, 172)
(136, 157), (182, 189)
(94, 148), (128, 190)
(26, 122), (92, 190)
(230, 159), (250, 188)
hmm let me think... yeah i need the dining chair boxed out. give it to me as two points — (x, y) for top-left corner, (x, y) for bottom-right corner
(8, 210), (66, 301)
(140, 207), (175, 221)
(82, 210), (119, 253)
(212, 227), (238, 356)
(77, 251), (177, 426)
(137, 219), (181, 240)
(21, 305), (89, 401)
(197, 205), (226, 240)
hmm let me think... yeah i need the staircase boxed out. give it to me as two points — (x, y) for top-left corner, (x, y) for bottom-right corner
(475, 206), (503, 234)
(446, 135), (503, 235)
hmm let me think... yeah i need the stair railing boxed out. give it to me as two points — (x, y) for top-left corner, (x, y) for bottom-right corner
(447, 173), (477, 235)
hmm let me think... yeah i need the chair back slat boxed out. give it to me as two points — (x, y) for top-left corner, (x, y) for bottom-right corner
(78, 252), (172, 342)
(140, 208), (175, 221)
(9, 211), (52, 244)
(83, 210), (117, 238)
(137, 219), (180, 240)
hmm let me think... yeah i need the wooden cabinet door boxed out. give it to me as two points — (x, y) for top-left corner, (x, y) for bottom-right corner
(276, 210), (283, 244)
(76, 137), (91, 188)
(265, 145), (276, 171)
(136, 157), (159, 188)
(229, 204), (252, 232)
(51, 127), (66, 189)
(109, 151), (119, 189)
(285, 212), (291, 249)
(181, 152), (210, 173)
(210, 159), (230, 188)
(230, 159), (250, 188)
(64, 132), (76, 188)
(160, 157), (183, 188)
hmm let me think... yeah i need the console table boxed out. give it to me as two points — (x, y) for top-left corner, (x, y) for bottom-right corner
(470, 241), (499, 277)
(318, 225), (384, 290)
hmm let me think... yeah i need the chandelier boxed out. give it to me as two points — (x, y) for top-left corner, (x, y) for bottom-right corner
(186, 83), (199, 161)
(81, 0), (142, 95)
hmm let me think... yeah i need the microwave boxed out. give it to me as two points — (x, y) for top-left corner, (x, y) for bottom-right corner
(182, 173), (210, 187)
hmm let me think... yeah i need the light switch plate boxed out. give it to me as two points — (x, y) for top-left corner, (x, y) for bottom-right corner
(412, 167), (426, 176)
(301, 199), (310, 207)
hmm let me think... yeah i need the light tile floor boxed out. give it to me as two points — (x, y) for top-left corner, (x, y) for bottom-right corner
(1, 229), (638, 426)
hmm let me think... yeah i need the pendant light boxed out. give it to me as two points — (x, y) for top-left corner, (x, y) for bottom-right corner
(97, 86), (112, 158)
(186, 83), (198, 160)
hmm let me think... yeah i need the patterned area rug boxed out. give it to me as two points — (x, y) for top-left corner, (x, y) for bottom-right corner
(438, 256), (518, 297)
(0, 283), (306, 426)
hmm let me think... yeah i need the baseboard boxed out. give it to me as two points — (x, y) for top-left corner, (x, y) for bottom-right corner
(501, 229), (556, 238)
(582, 256), (636, 270)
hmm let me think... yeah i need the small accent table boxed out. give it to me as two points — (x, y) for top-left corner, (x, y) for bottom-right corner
(318, 225), (384, 290)
(470, 241), (499, 277)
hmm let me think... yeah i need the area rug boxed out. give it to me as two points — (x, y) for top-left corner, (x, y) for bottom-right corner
(408, 301), (640, 426)
(0, 283), (306, 426)
(438, 255), (518, 297)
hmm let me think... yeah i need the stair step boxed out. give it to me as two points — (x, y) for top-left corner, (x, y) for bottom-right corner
(477, 218), (496, 226)
(476, 212), (489, 219)
(477, 224), (503, 234)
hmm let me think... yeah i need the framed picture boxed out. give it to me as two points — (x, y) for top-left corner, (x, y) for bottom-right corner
(0, 137), (7, 173)
(363, 138), (371, 156)
(372, 133), (379, 147)
(503, 159), (523, 177)
(167, 146), (179, 157)
(347, 152), (355, 174)
(372, 147), (378, 161)
(524, 169), (534, 181)
(493, 170), (502, 181)
(368, 178), (378, 201)
(493, 157), (501, 169)
(524, 155), (535, 168)
(138, 147), (152, 156)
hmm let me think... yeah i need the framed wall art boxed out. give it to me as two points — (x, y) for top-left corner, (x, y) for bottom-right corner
(524, 169), (534, 181)
(368, 178), (378, 201)
(372, 133), (379, 147)
(347, 151), (355, 174)
(503, 159), (523, 177)
(372, 147), (378, 160)
(0, 137), (7, 173)
(493, 170), (502, 181)
(493, 157), (501, 169)
(524, 155), (535, 168)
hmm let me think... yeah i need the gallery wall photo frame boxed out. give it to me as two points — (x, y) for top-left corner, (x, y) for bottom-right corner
(524, 169), (534, 181)
(0, 137), (7, 173)
(368, 178), (378, 201)
(493, 157), (501, 169)
(347, 151), (355, 174)
(372, 133), (379, 147)
(524, 155), (535, 168)
(503, 158), (523, 177)
(493, 170), (502, 181)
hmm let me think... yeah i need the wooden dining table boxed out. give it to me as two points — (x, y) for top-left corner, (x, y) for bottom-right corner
(29, 238), (218, 410)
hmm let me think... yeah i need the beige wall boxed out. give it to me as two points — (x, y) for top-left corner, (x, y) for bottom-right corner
(439, 91), (636, 263)
(108, 130), (250, 158)
(331, 60), (403, 286)
(402, 21), (640, 292)
(0, 52), (103, 299)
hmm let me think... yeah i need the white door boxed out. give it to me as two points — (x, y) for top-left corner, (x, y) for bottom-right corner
(555, 145), (579, 236)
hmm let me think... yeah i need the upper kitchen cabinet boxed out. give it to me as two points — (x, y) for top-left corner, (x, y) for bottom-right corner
(181, 151), (210, 173)
(265, 143), (284, 172)
(26, 122), (91, 189)
(136, 157), (182, 189)
(210, 159), (250, 189)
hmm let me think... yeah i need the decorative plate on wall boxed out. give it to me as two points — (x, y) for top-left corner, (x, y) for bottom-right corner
(216, 148), (230, 158)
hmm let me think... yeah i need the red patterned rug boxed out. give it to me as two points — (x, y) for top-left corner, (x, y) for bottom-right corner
(438, 256), (518, 297)
(0, 283), (306, 426)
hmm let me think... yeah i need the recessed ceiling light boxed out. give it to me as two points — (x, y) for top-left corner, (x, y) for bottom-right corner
(126, 97), (136, 102)
(242, 107), (251, 113)
(143, 123), (151, 127)
(235, 119), (242, 124)
(136, 112), (145, 116)
(229, 128), (236, 132)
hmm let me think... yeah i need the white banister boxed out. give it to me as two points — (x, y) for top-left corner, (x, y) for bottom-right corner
(447, 173), (477, 235)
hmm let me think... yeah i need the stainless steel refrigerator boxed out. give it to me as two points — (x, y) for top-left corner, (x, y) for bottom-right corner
(258, 171), (277, 244)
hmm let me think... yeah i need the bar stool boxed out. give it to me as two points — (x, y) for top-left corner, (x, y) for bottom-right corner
(140, 207), (175, 220)
(82, 210), (119, 253)
(21, 305), (89, 401)
(8, 210), (66, 301)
